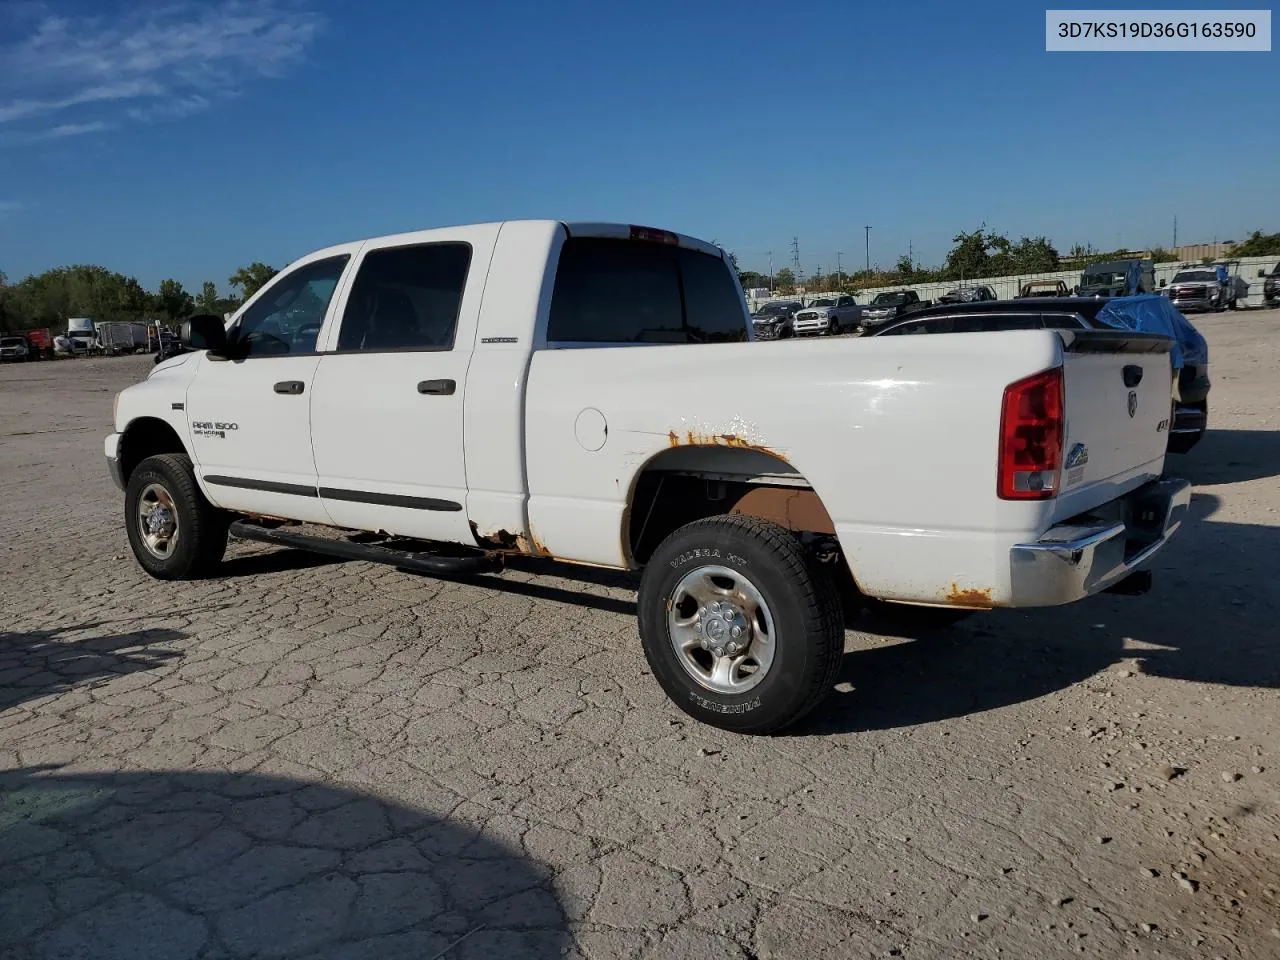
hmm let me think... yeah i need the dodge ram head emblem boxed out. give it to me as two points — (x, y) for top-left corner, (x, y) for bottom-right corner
(1127, 391), (1137, 418)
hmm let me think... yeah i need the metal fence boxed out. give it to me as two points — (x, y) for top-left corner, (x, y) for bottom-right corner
(749, 255), (1279, 313)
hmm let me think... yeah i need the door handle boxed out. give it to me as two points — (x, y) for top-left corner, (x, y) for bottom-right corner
(274, 380), (305, 395)
(417, 379), (456, 396)
(1122, 365), (1143, 388)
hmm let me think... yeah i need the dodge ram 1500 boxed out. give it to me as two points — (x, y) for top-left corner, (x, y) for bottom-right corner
(106, 220), (1191, 733)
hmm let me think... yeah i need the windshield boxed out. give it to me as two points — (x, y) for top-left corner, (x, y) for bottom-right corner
(0, 337), (24, 347)
(756, 302), (796, 317)
(809, 298), (835, 307)
(1083, 271), (1125, 286)
(871, 293), (907, 305)
(1173, 271), (1216, 283)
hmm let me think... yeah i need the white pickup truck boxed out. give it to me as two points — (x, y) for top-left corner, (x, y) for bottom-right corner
(106, 220), (1191, 733)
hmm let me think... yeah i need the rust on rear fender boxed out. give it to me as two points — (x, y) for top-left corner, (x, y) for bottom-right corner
(666, 429), (780, 458)
(945, 584), (994, 609)
(728, 487), (836, 536)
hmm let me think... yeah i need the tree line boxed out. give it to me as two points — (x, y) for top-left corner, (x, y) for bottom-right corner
(0, 262), (279, 333)
(736, 226), (1280, 296)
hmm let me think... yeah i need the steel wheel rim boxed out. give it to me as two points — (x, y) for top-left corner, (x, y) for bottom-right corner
(667, 564), (776, 695)
(137, 482), (179, 560)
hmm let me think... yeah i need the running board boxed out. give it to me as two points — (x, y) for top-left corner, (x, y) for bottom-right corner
(229, 519), (502, 576)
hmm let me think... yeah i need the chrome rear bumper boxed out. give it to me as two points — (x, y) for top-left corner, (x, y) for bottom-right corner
(1009, 477), (1192, 606)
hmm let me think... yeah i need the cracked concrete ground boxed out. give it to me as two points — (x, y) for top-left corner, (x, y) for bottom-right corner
(3, 311), (1279, 959)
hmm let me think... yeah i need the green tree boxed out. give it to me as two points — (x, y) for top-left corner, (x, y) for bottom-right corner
(197, 281), (219, 313)
(738, 270), (769, 290)
(229, 262), (277, 300)
(895, 254), (914, 277)
(1229, 230), (1280, 258)
(1149, 246), (1179, 264)
(773, 267), (796, 294)
(157, 279), (194, 323)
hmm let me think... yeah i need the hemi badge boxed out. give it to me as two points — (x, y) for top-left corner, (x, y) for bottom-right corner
(172, 402), (185, 410)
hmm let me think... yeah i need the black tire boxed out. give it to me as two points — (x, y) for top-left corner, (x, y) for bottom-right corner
(125, 454), (229, 580)
(828, 318), (840, 336)
(638, 515), (844, 734)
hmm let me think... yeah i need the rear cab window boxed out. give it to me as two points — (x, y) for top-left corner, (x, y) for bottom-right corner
(547, 238), (748, 345)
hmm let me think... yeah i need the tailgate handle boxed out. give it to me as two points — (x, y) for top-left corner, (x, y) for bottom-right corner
(1122, 365), (1144, 388)
(418, 379), (456, 396)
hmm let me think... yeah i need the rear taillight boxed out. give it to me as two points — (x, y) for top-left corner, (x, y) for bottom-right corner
(998, 367), (1064, 500)
(629, 225), (679, 245)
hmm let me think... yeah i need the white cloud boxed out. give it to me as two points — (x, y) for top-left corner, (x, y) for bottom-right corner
(0, 2), (321, 140)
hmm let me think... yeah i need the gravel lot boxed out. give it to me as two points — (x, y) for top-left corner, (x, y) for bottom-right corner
(3, 312), (1279, 959)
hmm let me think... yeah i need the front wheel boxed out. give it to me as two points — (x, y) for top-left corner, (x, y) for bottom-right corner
(638, 515), (844, 734)
(125, 454), (230, 580)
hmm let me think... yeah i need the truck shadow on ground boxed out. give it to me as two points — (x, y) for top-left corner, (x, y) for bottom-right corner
(0, 767), (569, 959)
(1173, 428), (1280, 485)
(0, 622), (183, 713)
(802, 491), (1280, 734)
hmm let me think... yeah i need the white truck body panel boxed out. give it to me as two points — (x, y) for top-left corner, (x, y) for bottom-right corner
(108, 219), (1185, 610)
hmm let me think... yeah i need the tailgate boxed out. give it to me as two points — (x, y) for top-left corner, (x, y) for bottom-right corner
(1054, 330), (1174, 519)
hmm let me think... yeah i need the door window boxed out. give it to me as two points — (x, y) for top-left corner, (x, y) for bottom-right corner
(231, 256), (349, 357)
(336, 243), (473, 352)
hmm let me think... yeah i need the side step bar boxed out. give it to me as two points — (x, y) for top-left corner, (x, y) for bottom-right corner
(229, 519), (502, 576)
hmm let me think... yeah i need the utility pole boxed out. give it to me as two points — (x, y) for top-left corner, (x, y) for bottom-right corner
(1172, 216), (1177, 250)
(908, 240), (913, 265)
(864, 226), (871, 271)
(767, 251), (773, 291)
(836, 250), (843, 286)
(791, 236), (801, 282)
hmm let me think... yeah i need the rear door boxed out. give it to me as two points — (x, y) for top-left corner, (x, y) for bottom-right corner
(308, 225), (499, 544)
(1054, 332), (1174, 517)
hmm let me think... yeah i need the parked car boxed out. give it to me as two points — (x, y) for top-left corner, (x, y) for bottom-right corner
(1078, 259), (1155, 298)
(1163, 266), (1242, 312)
(1263, 263), (1280, 307)
(936, 285), (998, 304)
(1017, 279), (1071, 298)
(859, 289), (929, 330)
(0, 335), (30, 362)
(791, 294), (860, 336)
(869, 294), (1209, 454)
(750, 300), (802, 340)
(107, 219), (1190, 733)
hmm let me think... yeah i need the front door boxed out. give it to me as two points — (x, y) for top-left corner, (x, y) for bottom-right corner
(309, 227), (496, 544)
(186, 253), (352, 523)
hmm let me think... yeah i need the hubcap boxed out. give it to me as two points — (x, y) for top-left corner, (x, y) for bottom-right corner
(137, 482), (179, 559)
(668, 565), (776, 695)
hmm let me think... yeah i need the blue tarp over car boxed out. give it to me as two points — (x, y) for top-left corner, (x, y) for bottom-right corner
(1093, 294), (1208, 370)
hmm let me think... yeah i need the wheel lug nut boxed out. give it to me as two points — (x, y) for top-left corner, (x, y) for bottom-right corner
(700, 639), (709, 650)
(710, 601), (721, 613)
(725, 642), (738, 654)
(730, 626), (742, 639)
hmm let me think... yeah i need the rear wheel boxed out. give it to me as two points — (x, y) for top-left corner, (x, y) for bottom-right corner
(125, 454), (229, 580)
(638, 515), (844, 734)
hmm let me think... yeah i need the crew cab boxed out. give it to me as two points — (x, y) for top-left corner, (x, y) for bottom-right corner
(106, 220), (1191, 734)
(791, 295), (860, 335)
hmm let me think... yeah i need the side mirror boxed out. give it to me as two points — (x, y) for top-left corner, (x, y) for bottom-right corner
(1159, 279), (1167, 288)
(181, 315), (229, 356)
(1260, 269), (1267, 278)
(1072, 285), (1080, 295)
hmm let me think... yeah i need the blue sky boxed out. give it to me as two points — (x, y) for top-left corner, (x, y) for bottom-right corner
(0, 0), (1276, 291)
